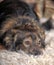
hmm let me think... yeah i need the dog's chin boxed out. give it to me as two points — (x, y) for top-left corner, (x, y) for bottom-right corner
(30, 50), (43, 55)
(22, 48), (43, 55)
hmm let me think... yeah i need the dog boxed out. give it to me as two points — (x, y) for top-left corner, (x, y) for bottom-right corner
(0, 0), (45, 55)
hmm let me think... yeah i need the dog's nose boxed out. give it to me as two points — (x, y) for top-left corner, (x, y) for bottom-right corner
(34, 50), (41, 55)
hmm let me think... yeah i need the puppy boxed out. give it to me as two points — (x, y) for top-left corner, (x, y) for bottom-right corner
(0, 16), (45, 55)
(0, 0), (45, 55)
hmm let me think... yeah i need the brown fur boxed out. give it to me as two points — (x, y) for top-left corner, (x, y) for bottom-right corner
(0, 0), (45, 55)
(0, 16), (45, 55)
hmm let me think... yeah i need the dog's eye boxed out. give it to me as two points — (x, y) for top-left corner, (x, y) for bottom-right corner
(23, 37), (32, 47)
(23, 40), (31, 47)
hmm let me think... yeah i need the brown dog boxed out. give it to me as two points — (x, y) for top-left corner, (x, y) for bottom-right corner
(0, 0), (45, 55)
(0, 16), (45, 55)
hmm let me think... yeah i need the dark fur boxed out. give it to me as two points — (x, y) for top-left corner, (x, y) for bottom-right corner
(0, 16), (45, 55)
(0, 0), (39, 26)
(3, 29), (45, 55)
(0, 0), (45, 55)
